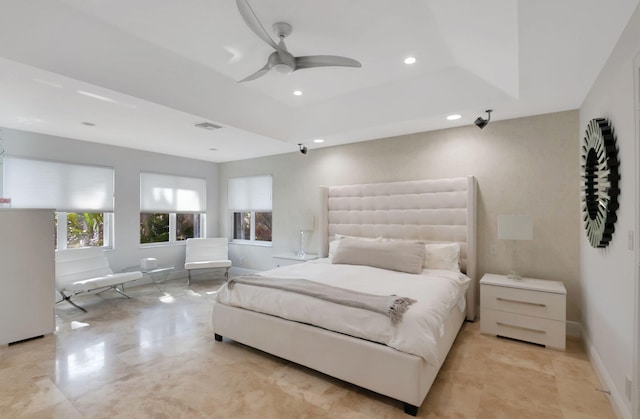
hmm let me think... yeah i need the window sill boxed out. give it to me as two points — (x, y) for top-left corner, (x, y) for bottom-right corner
(230, 240), (272, 247)
(139, 242), (187, 249)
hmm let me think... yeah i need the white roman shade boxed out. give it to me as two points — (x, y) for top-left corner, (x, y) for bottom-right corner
(3, 156), (114, 211)
(140, 172), (206, 213)
(228, 175), (272, 211)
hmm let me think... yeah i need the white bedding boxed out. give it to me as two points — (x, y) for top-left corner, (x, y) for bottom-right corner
(214, 258), (470, 366)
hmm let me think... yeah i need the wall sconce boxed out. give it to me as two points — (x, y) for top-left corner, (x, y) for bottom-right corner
(474, 109), (493, 129)
(498, 214), (533, 280)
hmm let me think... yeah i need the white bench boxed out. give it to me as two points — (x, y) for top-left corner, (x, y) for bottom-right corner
(55, 247), (142, 312)
(184, 238), (232, 285)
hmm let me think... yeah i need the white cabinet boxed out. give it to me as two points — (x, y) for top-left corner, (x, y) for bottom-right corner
(0, 209), (55, 345)
(480, 273), (566, 350)
(273, 253), (318, 267)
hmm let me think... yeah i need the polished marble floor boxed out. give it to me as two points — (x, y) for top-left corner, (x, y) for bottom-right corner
(0, 277), (617, 418)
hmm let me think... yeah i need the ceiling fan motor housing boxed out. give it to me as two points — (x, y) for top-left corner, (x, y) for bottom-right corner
(268, 50), (295, 74)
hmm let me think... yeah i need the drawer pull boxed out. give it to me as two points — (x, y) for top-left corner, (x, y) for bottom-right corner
(496, 322), (546, 334)
(496, 297), (546, 307)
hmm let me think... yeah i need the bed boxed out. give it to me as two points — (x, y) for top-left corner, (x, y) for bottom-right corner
(212, 176), (477, 416)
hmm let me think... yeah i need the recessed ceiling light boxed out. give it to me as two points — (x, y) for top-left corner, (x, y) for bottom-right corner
(313, 139), (324, 143)
(81, 121), (96, 126)
(293, 90), (302, 96)
(446, 114), (462, 121)
(404, 56), (416, 65)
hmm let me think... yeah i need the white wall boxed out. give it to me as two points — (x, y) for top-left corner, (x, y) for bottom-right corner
(579, 3), (640, 418)
(0, 128), (219, 274)
(219, 110), (581, 321)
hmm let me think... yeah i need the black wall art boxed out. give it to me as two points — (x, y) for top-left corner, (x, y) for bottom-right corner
(581, 118), (620, 248)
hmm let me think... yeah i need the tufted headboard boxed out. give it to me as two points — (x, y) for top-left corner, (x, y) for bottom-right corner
(319, 176), (477, 320)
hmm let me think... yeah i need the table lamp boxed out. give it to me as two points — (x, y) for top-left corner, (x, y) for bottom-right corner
(297, 215), (314, 258)
(498, 215), (533, 280)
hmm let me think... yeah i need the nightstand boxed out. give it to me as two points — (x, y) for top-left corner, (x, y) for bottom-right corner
(273, 253), (318, 267)
(480, 273), (566, 350)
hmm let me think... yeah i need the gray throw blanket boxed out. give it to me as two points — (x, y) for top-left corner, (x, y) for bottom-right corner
(227, 275), (417, 323)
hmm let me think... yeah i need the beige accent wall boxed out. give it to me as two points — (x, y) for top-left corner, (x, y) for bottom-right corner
(219, 110), (580, 321)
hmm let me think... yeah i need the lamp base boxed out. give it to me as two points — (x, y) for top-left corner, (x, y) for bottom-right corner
(297, 230), (306, 258)
(507, 271), (523, 280)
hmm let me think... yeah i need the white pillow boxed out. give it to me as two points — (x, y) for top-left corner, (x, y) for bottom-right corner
(331, 238), (425, 274)
(328, 239), (341, 258)
(334, 234), (383, 242)
(423, 242), (461, 271)
(329, 235), (382, 258)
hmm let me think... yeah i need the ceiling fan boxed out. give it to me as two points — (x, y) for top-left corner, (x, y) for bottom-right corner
(236, 0), (362, 82)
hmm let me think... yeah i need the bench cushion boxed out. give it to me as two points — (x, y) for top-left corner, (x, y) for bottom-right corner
(56, 247), (142, 293)
(67, 271), (143, 293)
(185, 260), (232, 270)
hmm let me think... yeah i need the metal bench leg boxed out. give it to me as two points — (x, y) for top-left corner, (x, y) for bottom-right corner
(187, 270), (191, 285)
(56, 291), (88, 313)
(112, 285), (131, 299)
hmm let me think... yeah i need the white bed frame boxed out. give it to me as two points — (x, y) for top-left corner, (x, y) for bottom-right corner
(213, 176), (477, 416)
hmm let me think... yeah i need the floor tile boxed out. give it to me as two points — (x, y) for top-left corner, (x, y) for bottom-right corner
(0, 277), (618, 418)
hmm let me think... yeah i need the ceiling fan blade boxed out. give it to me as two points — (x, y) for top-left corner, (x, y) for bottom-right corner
(236, 0), (281, 51)
(294, 55), (362, 70)
(238, 63), (270, 83)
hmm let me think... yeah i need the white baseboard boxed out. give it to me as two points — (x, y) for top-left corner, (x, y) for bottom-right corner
(132, 267), (250, 286)
(584, 330), (631, 419)
(129, 268), (186, 287)
(230, 267), (258, 276)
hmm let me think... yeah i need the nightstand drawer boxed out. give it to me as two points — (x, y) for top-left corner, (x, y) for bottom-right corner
(481, 284), (565, 321)
(480, 308), (565, 349)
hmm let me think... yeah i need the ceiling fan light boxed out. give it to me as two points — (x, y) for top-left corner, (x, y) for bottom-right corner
(272, 63), (293, 74)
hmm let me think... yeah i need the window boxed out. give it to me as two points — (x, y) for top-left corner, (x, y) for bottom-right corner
(139, 213), (169, 244)
(139, 172), (206, 245)
(56, 212), (114, 249)
(139, 212), (202, 244)
(176, 213), (199, 240)
(228, 175), (272, 244)
(232, 211), (272, 242)
(3, 156), (114, 249)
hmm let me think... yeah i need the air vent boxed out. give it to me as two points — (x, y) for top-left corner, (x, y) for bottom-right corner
(194, 122), (223, 130)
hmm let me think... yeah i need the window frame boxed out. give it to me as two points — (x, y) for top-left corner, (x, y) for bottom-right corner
(139, 171), (207, 247)
(228, 175), (273, 246)
(55, 211), (114, 250)
(139, 212), (206, 247)
(231, 210), (272, 246)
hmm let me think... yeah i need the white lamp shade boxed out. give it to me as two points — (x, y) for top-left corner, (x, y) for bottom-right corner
(498, 215), (533, 241)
